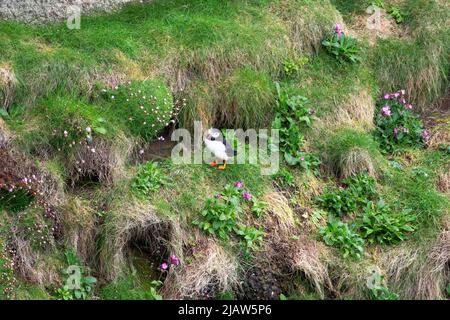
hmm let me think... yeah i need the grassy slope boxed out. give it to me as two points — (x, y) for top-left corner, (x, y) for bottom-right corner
(0, 0), (449, 300)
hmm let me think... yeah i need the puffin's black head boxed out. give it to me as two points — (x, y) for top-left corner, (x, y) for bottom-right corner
(205, 128), (222, 141)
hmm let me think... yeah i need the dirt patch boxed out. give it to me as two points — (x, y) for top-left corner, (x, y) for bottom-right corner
(349, 7), (409, 45)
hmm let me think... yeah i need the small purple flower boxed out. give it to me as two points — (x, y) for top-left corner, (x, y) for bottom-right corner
(394, 92), (400, 98)
(242, 192), (252, 201)
(170, 255), (180, 266)
(400, 98), (406, 105)
(300, 156), (305, 161)
(393, 128), (400, 136)
(384, 93), (390, 100)
(405, 104), (413, 110)
(160, 262), (168, 270)
(381, 105), (391, 116)
(234, 181), (243, 188)
(421, 130), (430, 142)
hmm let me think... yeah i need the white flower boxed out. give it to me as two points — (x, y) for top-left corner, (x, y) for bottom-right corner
(86, 127), (92, 133)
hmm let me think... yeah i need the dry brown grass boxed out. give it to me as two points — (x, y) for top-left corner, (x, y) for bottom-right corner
(339, 147), (376, 179)
(383, 225), (450, 299)
(61, 197), (98, 264)
(67, 134), (133, 186)
(316, 89), (375, 131)
(270, 0), (344, 54)
(349, 7), (409, 45)
(0, 63), (17, 112)
(428, 122), (450, 149)
(246, 191), (333, 299)
(163, 235), (239, 299)
(437, 171), (450, 194)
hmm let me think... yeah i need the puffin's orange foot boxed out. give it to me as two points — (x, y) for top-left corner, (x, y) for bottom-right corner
(210, 161), (218, 167)
(217, 164), (227, 170)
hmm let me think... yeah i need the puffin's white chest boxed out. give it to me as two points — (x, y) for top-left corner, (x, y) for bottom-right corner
(204, 139), (230, 161)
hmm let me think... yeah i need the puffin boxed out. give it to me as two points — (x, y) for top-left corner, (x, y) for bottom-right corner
(204, 128), (236, 170)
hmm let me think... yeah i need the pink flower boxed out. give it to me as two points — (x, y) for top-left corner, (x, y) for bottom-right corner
(334, 23), (343, 38)
(393, 128), (400, 136)
(242, 192), (252, 201)
(384, 93), (390, 100)
(421, 130), (430, 142)
(160, 262), (168, 270)
(170, 255), (180, 266)
(405, 104), (413, 110)
(234, 181), (243, 188)
(394, 92), (400, 98)
(381, 105), (391, 116)
(300, 157), (305, 161)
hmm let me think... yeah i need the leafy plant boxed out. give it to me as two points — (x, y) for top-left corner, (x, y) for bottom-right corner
(272, 167), (296, 190)
(131, 161), (170, 198)
(343, 172), (378, 203)
(193, 191), (242, 240)
(368, 275), (399, 300)
(193, 183), (265, 250)
(235, 225), (264, 251)
(272, 83), (320, 173)
(320, 219), (364, 260)
(374, 90), (427, 152)
(357, 200), (416, 245)
(283, 56), (309, 77)
(371, 0), (385, 9)
(322, 24), (361, 64)
(388, 6), (406, 24)
(317, 172), (377, 216)
(250, 198), (267, 218)
(57, 250), (97, 300)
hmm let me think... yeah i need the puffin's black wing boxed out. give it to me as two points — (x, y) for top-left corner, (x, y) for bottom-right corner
(223, 138), (237, 158)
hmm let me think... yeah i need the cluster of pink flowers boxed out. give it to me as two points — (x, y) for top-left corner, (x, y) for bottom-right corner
(334, 23), (343, 38)
(242, 191), (252, 201)
(234, 181), (243, 188)
(160, 254), (181, 270)
(381, 105), (392, 117)
(383, 90), (413, 110)
(421, 129), (431, 142)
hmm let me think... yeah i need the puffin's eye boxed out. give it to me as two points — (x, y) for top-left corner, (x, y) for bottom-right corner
(211, 137), (215, 141)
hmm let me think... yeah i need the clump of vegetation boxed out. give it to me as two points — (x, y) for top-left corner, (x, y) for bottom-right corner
(131, 161), (170, 199)
(387, 6), (407, 24)
(272, 83), (320, 175)
(14, 96), (113, 156)
(374, 90), (428, 152)
(101, 274), (162, 300)
(320, 218), (364, 260)
(356, 200), (417, 245)
(322, 24), (361, 64)
(0, 241), (16, 299)
(102, 80), (174, 141)
(56, 250), (97, 300)
(193, 182), (265, 251)
(283, 56), (309, 77)
(317, 172), (377, 217)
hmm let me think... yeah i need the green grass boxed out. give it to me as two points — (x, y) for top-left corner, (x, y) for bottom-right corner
(370, 0), (450, 111)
